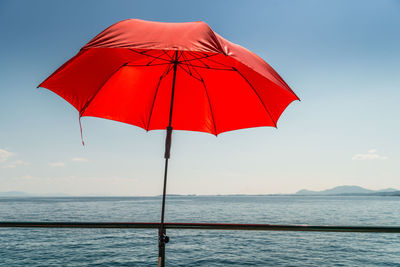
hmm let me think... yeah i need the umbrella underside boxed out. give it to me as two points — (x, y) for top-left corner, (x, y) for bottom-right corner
(41, 48), (297, 136)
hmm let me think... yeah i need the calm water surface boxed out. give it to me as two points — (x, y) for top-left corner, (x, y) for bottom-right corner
(1, 196), (399, 266)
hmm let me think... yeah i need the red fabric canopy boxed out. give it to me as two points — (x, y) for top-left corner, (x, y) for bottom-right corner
(39, 19), (299, 135)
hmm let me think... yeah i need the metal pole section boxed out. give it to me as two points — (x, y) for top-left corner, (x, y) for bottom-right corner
(159, 50), (179, 267)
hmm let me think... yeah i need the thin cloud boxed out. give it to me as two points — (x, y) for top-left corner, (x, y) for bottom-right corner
(49, 162), (66, 167)
(2, 160), (30, 169)
(71, 157), (88, 162)
(0, 149), (13, 163)
(0, 150), (30, 168)
(352, 149), (388, 160)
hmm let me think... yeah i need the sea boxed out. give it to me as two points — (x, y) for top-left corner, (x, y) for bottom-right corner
(1, 195), (400, 266)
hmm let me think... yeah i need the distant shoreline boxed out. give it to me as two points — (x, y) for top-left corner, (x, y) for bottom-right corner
(1, 193), (400, 198)
(1, 185), (399, 198)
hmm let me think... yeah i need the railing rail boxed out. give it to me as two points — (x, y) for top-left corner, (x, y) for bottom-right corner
(1, 222), (400, 233)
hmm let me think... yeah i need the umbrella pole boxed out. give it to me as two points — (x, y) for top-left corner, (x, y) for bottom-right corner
(158, 51), (179, 267)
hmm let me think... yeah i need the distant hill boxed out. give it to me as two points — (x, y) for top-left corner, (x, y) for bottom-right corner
(296, 185), (400, 196)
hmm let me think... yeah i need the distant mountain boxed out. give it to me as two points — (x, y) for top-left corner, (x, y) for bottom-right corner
(296, 185), (400, 196)
(377, 188), (398, 192)
(296, 189), (318, 195)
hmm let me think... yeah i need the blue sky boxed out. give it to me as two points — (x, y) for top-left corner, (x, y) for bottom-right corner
(0, 0), (399, 195)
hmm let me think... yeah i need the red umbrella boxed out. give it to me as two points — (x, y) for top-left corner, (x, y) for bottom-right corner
(38, 19), (299, 266)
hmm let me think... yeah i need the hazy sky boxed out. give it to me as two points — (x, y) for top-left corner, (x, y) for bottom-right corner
(0, 0), (399, 196)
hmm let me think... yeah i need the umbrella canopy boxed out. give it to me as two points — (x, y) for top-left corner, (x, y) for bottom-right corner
(39, 19), (298, 135)
(38, 19), (299, 267)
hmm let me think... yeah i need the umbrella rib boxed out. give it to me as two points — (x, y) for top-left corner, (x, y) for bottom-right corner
(179, 55), (193, 76)
(174, 53), (202, 80)
(178, 53), (202, 81)
(80, 63), (128, 117)
(184, 53), (232, 74)
(182, 54), (201, 74)
(199, 77), (218, 135)
(232, 67), (277, 128)
(146, 51), (171, 66)
(180, 53), (232, 77)
(126, 63), (171, 67)
(181, 56), (233, 71)
(161, 50), (175, 61)
(184, 52), (235, 71)
(185, 51), (210, 68)
(163, 50), (183, 62)
(182, 51), (202, 61)
(183, 57), (218, 135)
(128, 49), (172, 63)
(177, 64), (201, 82)
(178, 52), (219, 63)
(181, 64), (234, 71)
(146, 64), (174, 131)
(178, 51), (185, 61)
